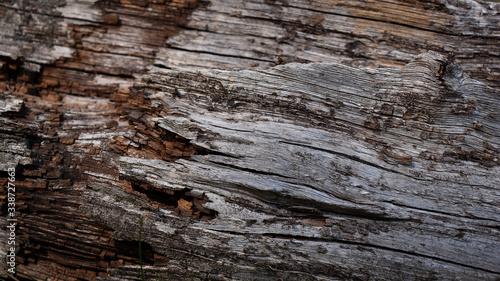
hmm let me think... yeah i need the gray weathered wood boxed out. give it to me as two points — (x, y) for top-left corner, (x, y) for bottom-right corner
(79, 52), (500, 280)
(1, 0), (499, 280)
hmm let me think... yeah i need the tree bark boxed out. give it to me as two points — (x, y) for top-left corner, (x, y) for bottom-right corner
(0, 0), (499, 280)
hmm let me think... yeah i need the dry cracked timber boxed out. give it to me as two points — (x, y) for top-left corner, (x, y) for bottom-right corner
(0, 0), (499, 280)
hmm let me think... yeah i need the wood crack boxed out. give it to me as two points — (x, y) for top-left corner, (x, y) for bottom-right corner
(208, 228), (500, 275)
(279, 140), (414, 178)
(166, 46), (275, 63)
(389, 201), (500, 223)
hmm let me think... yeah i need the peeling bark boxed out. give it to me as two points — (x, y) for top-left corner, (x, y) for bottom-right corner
(0, 0), (499, 280)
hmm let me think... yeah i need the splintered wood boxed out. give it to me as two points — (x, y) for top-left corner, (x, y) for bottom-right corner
(0, 0), (499, 280)
(107, 52), (498, 280)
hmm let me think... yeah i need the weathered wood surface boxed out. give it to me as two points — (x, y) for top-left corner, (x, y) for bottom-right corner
(90, 51), (499, 280)
(1, 0), (499, 96)
(0, 0), (499, 280)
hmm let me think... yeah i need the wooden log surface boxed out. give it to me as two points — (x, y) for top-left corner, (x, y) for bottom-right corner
(94, 51), (499, 280)
(0, 0), (499, 95)
(0, 0), (499, 280)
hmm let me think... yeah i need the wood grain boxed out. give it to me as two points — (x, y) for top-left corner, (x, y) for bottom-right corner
(86, 52), (499, 280)
(0, 0), (499, 280)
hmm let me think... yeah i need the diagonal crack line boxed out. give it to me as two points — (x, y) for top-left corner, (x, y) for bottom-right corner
(206, 159), (295, 179)
(279, 140), (414, 178)
(166, 46), (274, 63)
(208, 228), (500, 275)
(200, 159), (411, 221)
(389, 201), (500, 224)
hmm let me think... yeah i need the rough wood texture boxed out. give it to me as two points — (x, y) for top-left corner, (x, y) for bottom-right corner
(1, 0), (500, 95)
(0, 0), (499, 280)
(90, 51), (499, 281)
